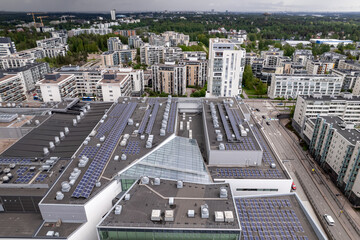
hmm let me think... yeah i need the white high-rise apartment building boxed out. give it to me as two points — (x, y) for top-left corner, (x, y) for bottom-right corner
(268, 74), (343, 99)
(207, 38), (245, 97)
(110, 9), (116, 21)
(0, 37), (16, 57)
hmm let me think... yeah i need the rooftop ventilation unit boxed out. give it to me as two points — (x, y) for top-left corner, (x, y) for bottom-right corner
(224, 211), (234, 222)
(141, 176), (149, 184)
(121, 154), (127, 161)
(96, 181), (101, 187)
(165, 210), (174, 222)
(125, 194), (131, 200)
(114, 155), (119, 161)
(60, 131), (65, 140)
(64, 127), (69, 135)
(187, 210), (195, 218)
(219, 143), (225, 151)
(201, 204), (209, 219)
(61, 181), (71, 192)
(43, 147), (49, 156)
(73, 119), (77, 126)
(169, 197), (174, 206)
(115, 205), (122, 215)
(56, 191), (64, 200)
(100, 136), (106, 142)
(160, 128), (166, 136)
(35, 120), (40, 126)
(49, 141), (55, 151)
(128, 118), (134, 125)
(154, 178), (160, 185)
(151, 209), (161, 221)
(215, 211), (224, 222)
(220, 187), (228, 198)
(270, 163), (276, 169)
(177, 180), (183, 189)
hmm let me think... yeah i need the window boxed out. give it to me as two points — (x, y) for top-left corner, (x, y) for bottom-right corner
(236, 188), (278, 192)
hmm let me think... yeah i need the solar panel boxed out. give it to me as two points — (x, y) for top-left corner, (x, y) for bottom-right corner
(138, 109), (151, 134)
(224, 104), (242, 141)
(72, 102), (137, 198)
(167, 102), (177, 133)
(217, 103), (233, 142)
(145, 101), (159, 134)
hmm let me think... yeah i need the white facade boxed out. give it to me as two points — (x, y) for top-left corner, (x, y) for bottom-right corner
(140, 45), (165, 65)
(293, 93), (360, 130)
(97, 73), (132, 102)
(306, 61), (334, 75)
(110, 9), (116, 21)
(0, 37), (16, 57)
(0, 73), (26, 102)
(36, 74), (77, 102)
(268, 74), (343, 99)
(207, 38), (245, 97)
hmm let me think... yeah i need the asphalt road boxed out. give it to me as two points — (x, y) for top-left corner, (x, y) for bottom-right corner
(245, 99), (360, 240)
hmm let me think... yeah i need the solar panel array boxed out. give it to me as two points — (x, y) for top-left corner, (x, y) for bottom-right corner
(138, 109), (151, 134)
(14, 172), (35, 183)
(166, 102), (177, 133)
(224, 104), (242, 141)
(236, 198), (309, 240)
(252, 126), (275, 165)
(145, 101), (159, 134)
(35, 174), (47, 182)
(16, 166), (29, 176)
(0, 158), (32, 165)
(122, 141), (140, 155)
(232, 108), (243, 125)
(224, 139), (256, 151)
(215, 168), (283, 179)
(96, 104), (125, 138)
(72, 102), (137, 199)
(217, 103), (234, 142)
(79, 146), (99, 159)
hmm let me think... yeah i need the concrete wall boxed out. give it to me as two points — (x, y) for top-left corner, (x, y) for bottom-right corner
(208, 149), (263, 166)
(68, 180), (123, 240)
(39, 203), (87, 223)
(215, 178), (292, 197)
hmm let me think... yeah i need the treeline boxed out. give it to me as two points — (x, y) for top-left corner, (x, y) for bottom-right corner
(0, 28), (50, 51)
(68, 33), (128, 53)
(38, 52), (88, 68)
(243, 65), (267, 95)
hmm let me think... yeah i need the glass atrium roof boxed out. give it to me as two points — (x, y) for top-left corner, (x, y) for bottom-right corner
(119, 136), (211, 184)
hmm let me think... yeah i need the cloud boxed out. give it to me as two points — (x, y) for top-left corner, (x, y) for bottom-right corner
(1, 0), (360, 12)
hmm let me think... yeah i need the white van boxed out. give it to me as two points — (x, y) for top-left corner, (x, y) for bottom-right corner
(324, 214), (335, 226)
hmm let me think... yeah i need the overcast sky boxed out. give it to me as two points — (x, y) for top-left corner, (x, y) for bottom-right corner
(2, 0), (360, 12)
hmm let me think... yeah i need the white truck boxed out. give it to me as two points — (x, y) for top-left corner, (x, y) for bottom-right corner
(323, 214), (335, 226)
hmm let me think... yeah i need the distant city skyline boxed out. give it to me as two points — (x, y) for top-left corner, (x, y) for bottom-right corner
(1, 0), (360, 12)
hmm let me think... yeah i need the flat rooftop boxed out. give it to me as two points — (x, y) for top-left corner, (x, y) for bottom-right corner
(311, 116), (360, 145)
(99, 178), (240, 230)
(98, 74), (128, 84)
(0, 74), (18, 83)
(38, 74), (73, 84)
(236, 194), (321, 240)
(300, 94), (360, 102)
(0, 213), (43, 238)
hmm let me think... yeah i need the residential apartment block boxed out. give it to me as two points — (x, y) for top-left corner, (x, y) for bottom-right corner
(36, 73), (77, 102)
(306, 60), (335, 75)
(293, 93), (360, 135)
(260, 49), (284, 67)
(268, 74), (343, 99)
(128, 35), (144, 49)
(1, 62), (50, 92)
(331, 68), (360, 91)
(179, 59), (208, 87)
(107, 37), (128, 51)
(97, 73), (132, 101)
(207, 38), (246, 97)
(152, 63), (186, 95)
(0, 73), (26, 102)
(303, 116), (360, 205)
(101, 49), (136, 67)
(0, 37), (16, 57)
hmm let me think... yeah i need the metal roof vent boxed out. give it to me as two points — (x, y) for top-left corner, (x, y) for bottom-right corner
(201, 204), (209, 219)
(64, 127), (69, 135)
(35, 120), (40, 126)
(60, 131), (65, 140)
(128, 118), (134, 125)
(160, 128), (166, 136)
(141, 176), (149, 184)
(56, 191), (64, 200)
(224, 211), (234, 222)
(151, 209), (161, 221)
(220, 187), (228, 198)
(219, 143), (225, 150)
(270, 163), (276, 168)
(121, 154), (127, 161)
(76, 115), (81, 122)
(177, 180), (183, 188)
(187, 210), (195, 218)
(96, 143), (101, 147)
(61, 181), (71, 192)
(169, 197), (174, 206)
(83, 140), (89, 145)
(96, 181), (101, 187)
(54, 136), (60, 145)
(43, 147), (49, 156)
(49, 141), (55, 151)
(125, 194), (131, 200)
(215, 211), (224, 222)
(115, 205), (122, 215)
(100, 136), (106, 142)
(154, 177), (160, 185)
(73, 119), (77, 126)
(114, 155), (119, 161)
(165, 210), (174, 222)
